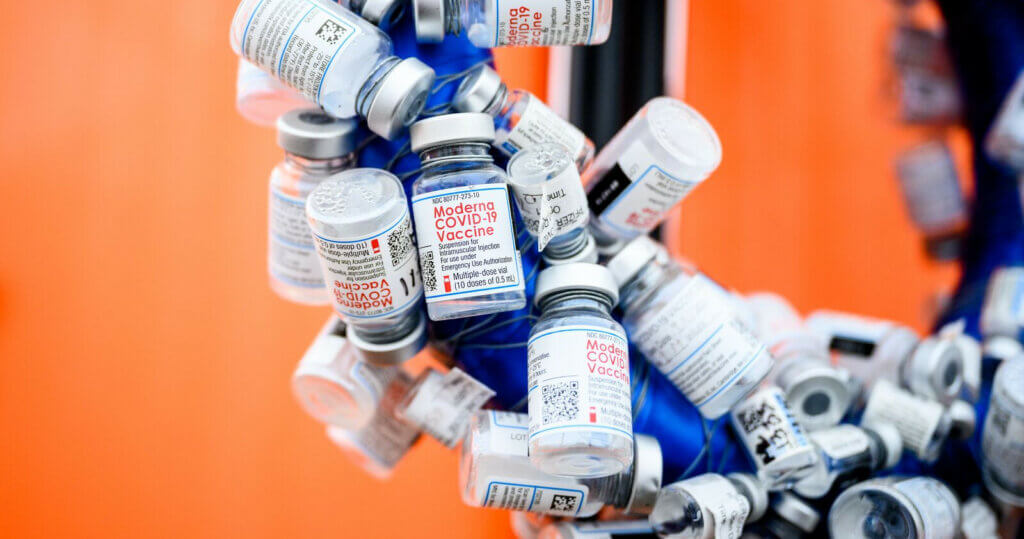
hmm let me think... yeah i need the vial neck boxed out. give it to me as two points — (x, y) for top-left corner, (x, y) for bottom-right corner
(356, 56), (401, 117)
(483, 84), (511, 116)
(284, 153), (354, 174)
(582, 466), (634, 509)
(619, 261), (676, 313)
(542, 229), (590, 260)
(418, 143), (494, 167)
(351, 310), (420, 345)
(538, 291), (615, 315)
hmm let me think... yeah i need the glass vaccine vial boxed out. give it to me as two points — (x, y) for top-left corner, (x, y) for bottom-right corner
(894, 140), (968, 260)
(306, 168), (428, 365)
(829, 477), (961, 539)
(764, 492), (821, 538)
(860, 379), (952, 463)
(792, 424), (903, 499)
(412, 0), (614, 47)
(982, 356), (1024, 507)
(338, 0), (406, 29)
(269, 108), (358, 305)
(528, 263), (633, 477)
(410, 113), (526, 321)
(582, 97), (721, 254)
(649, 473), (769, 539)
(986, 65), (1024, 172)
(730, 386), (819, 489)
(454, 65), (595, 171)
(771, 330), (856, 432)
(236, 59), (310, 127)
(506, 144), (596, 264)
(538, 520), (655, 539)
(230, 0), (435, 139)
(608, 236), (774, 419)
(395, 366), (496, 448)
(979, 266), (1024, 360)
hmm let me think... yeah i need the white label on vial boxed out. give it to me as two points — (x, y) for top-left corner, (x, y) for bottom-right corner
(482, 476), (589, 517)
(731, 387), (813, 479)
(862, 380), (944, 459)
(313, 210), (422, 320)
(402, 369), (496, 448)
(892, 478), (960, 539)
(809, 425), (871, 461)
(679, 475), (751, 539)
(507, 161), (589, 251)
(494, 0), (597, 47)
(342, 379), (420, 470)
(412, 185), (524, 303)
(960, 497), (999, 539)
(239, 0), (362, 102)
(499, 95), (587, 159)
(527, 325), (633, 443)
(983, 387), (1024, 491)
(632, 274), (767, 410)
(269, 186), (324, 289)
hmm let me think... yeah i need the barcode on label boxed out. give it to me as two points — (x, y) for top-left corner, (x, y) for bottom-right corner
(315, 20), (349, 45)
(421, 250), (436, 290)
(550, 494), (577, 512)
(541, 380), (579, 425)
(387, 219), (414, 267)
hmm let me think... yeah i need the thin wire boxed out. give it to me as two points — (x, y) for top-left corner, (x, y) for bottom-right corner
(677, 418), (712, 482)
(706, 418), (724, 474)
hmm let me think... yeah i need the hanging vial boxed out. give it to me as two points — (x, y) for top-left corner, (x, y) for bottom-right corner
(306, 168), (428, 365)
(506, 143), (595, 264)
(730, 386), (818, 489)
(829, 477), (961, 539)
(412, 0), (614, 47)
(538, 520), (655, 539)
(337, 0), (406, 29)
(894, 140), (968, 260)
(236, 59), (310, 127)
(269, 109), (358, 304)
(982, 356), (1024, 507)
(230, 0), (435, 139)
(979, 266), (1024, 360)
(395, 366), (496, 448)
(410, 113), (526, 321)
(792, 423), (903, 499)
(959, 496), (999, 539)
(986, 67), (1024, 173)
(607, 236), (774, 419)
(649, 473), (768, 539)
(528, 263), (633, 477)
(454, 65), (595, 171)
(860, 379), (951, 462)
(582, 98), (721, 254)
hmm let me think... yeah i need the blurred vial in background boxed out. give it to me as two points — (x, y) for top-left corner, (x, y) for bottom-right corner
(529, 263), (633, 477)
(236, 59), (311, 127)
(730, 386), (818, 490)
(860, 379), (954, 463)
(986, 67), (1024, 173)
(982, 356), (1024, 507)
(396, 366), (495, 448)
(889, 24), (961, 126)
(412, 0), (614, 47)
(307, 168), (428, 365)
(979, 267), (1024, 360)
(507, 144), (596, 264)
(582, 98), (721, 255)
(649, 473), (768, 539)
(829, 477), (961, 539)
(454, 65), (595, 171)
(410, 113), (526, 321)
(608, 236), (773, 419)
(230, 0), (434, 139)
(894, 140), (968, 261)
(759, 493), (821, 539)
(269, 109), (357, 304)
(538, 520), (655, 539)
(338, 0), (406, 29)
(511, 512), (560, 539)
(793, 424), (903, 499)
(959, 497), (999, 539)
(937, 319), (982, 402)
(292, 316), (398, 430)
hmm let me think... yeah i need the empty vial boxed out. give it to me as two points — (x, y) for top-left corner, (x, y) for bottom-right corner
(986, 67), (1024, 173)
(730, 386), (819, 489)
(412, 0), (614, 47)
(454, 65), (595, 171)
(230, 0), (435, 139)
(649, 473), (768, 539)
(236, 59), (310, 127)
(582, 97), (721, 254)
(894, 140), (968, 260)
(982, 356), (1024, 507)
(771, 331), (856, 432)
(306, 168), (428, 365)
(269, 109), (358, 305)
(979, 267), (1024, 360)
(338, 0), (406, 29)
(938, 319), (982, 402)
(538, 520), (655, 539)
(793, 424), (903, 499)
(608, 236), (774, 419)
(529, 263), (633, 477)
(860, 379), (952, 463)
(959, 497), (999, 539)
(829, 477), (961, 539)
(762, 493), (821, 539)
(396, 366), (495, 448)
(410, 113), (527, 321)
(507, 144), (595, 264)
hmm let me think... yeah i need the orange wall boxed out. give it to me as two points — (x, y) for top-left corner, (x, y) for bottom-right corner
(0, 2), (956, 538)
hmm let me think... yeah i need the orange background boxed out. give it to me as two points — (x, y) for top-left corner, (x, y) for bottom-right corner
(0, 1), (961, 537)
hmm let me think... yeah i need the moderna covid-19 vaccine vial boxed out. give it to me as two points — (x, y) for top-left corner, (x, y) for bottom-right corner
(583, 98), (721, 254)
(410, 113), (526, 321)
(396, 366), (495, 448)
(236, 59), (310, 127)
(829, 477), (961, 539)
(230, 0), (435, 139)
(793, 423), (903, 499)
(894, 140), (968, 260)
(730, 386), (819, 490)
(649, 473), (768, 539)
(454, 65), (595, 171)
(269, 109), (357, 305)
(529, 263), (633, 478)
(608, 236), (774, 419)
(412, 0), (614, 47)
(979, 266), (1024, 360)
(982, 356), (1024, 507)
(306, 168), (428, 365)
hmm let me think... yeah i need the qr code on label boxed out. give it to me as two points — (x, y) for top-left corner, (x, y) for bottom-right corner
(541, 380), (579, 425)
(316, 20), (348, 45)
(550, 494), (578, 513)
(386, 220), (413, 267)
(421, 250), (437, 290)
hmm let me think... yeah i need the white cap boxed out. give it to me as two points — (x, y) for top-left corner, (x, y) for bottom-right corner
(727, 473), (768, 522)
(905, 335), (963, 405)
(624, 435), (663, 515)
(358, 0), (405, 28)
(948, 400), (977, 440)
(410, 112), (495, 153)
(776, 360), (854, 431)
(771, 493), (820, 534)
(365, 58), (435, 140)
(412, 0), (447, 42)
(983, 335), (1023, 361)
(542, 235), (598, 266)
(348, 312), (428, 365)
(277, 108), (359, 159)
(865, 422), (903, 470)
(454, 65), (505, 113)
(533, 263), (619, 307)
(605, 235), (662, 287)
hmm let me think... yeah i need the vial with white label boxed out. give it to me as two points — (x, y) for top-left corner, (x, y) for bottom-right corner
(860, 379), (952, 462)
(793, 424), (903, 499)
(236, 59), (310, 127)
(986, 67), (1024, 173)
(307, 168), (428, 365)
(730, 386), (819, 489)
(395, 366), (495, 448)
(979, 266), (1024, 360)
(507, 144), (596, 264)
(829, 477), (961, 539)
(770, 331), (856, 431)
(649, 473), (768, 539)
(410, 113), (527, 321)
(608, 236), (774, 419)
(454, 65), (595, 171)
(959, 496), (999, 539)
(982, 356), (1024, 507)
(412, 0), (614, 47)
(230, 0), (435, 139)
(269, 109), (357, 304)
(582, 98), (722, 254)
(894, 140), (968, 260)
(538, 520), (655, 539)
(528, 263), (633, 477)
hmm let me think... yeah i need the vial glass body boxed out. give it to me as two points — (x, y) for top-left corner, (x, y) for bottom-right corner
(490, 88), (595, 171)
(441, 0), (614, 48)
(650, 474), (762, 539)
(793, 425), (885, 499)
(236, 59), (310, 126)
(829, 477), (961, 539)
(982, 357), (1024, 506)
